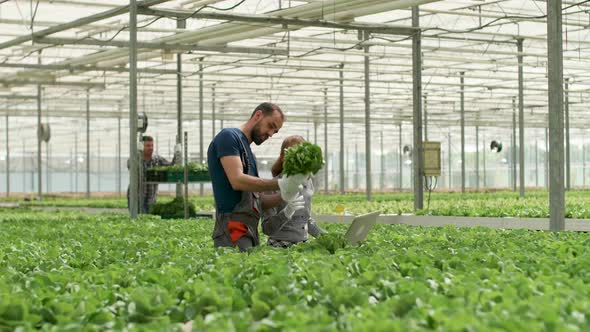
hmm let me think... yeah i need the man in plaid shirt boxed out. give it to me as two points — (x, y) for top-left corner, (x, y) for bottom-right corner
(127, 136), (181, 214)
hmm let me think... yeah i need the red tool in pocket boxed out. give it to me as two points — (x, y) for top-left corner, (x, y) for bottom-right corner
(227, 220), (248, 243)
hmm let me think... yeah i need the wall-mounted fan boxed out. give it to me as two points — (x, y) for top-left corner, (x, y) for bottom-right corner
(403, 144), (412, 157)
(490, 140), (503, 153)
(37, 123), (51, 142)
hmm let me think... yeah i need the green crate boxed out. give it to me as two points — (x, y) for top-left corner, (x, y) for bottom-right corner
(166, 171), (211, 182)
(146, 169), (167, 182)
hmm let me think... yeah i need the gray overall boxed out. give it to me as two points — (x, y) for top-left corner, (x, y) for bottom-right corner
(212, 137), (262, 251)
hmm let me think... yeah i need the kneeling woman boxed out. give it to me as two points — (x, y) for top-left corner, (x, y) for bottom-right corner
(262, 135), (326, 248)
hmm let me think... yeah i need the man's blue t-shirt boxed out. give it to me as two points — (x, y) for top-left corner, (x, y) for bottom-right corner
(207, 128), (258, 213)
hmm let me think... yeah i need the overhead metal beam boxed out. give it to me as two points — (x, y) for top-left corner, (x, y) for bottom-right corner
(0, 0), (170, 51)
(0, 95), (38, 100)
(36, 37), (289, 56)
(138, 7), (418, 36)
(0, 62), (176, 75)
(0, 79), (104, 88)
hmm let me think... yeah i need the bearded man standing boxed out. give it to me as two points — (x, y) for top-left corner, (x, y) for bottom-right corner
(207, 102), (307, 251)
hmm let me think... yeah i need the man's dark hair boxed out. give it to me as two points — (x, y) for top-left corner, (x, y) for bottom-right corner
(250, 102), (284, 120)
(142, 136), (153, 142)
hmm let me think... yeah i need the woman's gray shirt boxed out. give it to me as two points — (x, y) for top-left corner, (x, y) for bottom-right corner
(262, 176), (325, 243)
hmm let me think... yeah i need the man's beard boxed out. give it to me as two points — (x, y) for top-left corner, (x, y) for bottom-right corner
(252, 124), (267, 145)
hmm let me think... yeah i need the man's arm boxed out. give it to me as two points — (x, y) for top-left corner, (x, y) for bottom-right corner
(260, 193), (283, 211)
(156, 155), (172, 166)
(220, 155), (279, 192)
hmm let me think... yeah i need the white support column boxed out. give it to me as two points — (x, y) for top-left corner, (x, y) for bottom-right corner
(75, 132), (78, 193)
(475, 125), (479, 191)
(323, 88), (329, 194)
(448, 129), (452, 189)
(583, 137), (586, 188)
(313, 120), (318, 145)
(547, 0), (565, 231)
(355, 143), (359, 190)
(22, 140), (26, 193)
(565, 78), (571, 191)
(212, 84), (216, 138)
(483, 134), (486, 188)
(46, 142), (50, 193)
(423, 93), (428, 141)
(97, 138), (101, 193)
(512, 97), (517, 192)
(380, 131), (384, 191)
(69, 148), (73, 193)
(399, 123), (403, 190)
(199, 57), (204, 196)
(5, 113), (9, 196)
(545, 127), (549, 189)
(412, 6), (423, 208)
(176, 19), (185, 199)
(37, 80), (42, 200)
(363, 30), (373, 201)
(460, 72), (465, 193)
(117, 116), (121, 196)
(129, 0), (139, 217)
(339, 63), (345, 195)
(517, 38), (525, 198)
(86, 89), (91, 198)
(535, 138), (539, 188)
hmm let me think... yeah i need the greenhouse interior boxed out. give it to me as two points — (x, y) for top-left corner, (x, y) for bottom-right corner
(1, 0), (590, 330)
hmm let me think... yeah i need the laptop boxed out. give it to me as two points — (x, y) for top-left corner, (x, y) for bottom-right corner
(343, 211), (381, 245)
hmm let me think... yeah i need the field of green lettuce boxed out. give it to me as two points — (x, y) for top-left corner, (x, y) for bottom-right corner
(1, 208), (590, 331)
(4, 190), (590, 218)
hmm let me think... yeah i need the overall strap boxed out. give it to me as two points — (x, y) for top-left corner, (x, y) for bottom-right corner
(237, 133), (251, 174)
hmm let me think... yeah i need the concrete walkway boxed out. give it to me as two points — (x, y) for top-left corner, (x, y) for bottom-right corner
(315, 214), (590, 232)
(6, 204), (590, 232)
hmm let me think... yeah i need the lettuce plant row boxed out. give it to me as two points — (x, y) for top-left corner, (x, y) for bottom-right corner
(1, 208), (590, 331)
